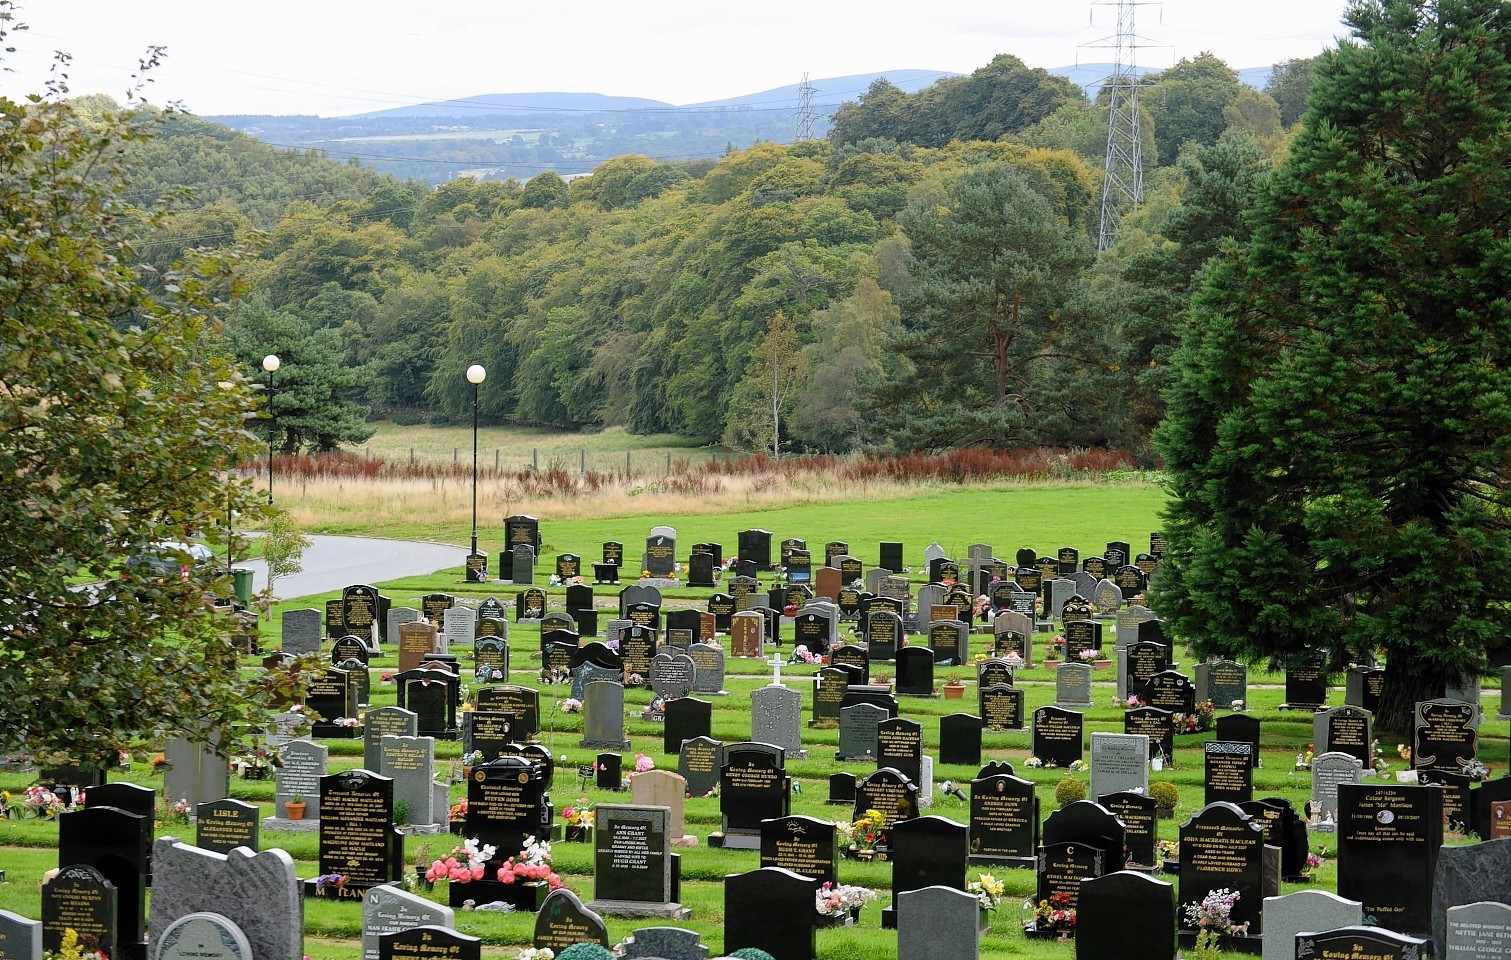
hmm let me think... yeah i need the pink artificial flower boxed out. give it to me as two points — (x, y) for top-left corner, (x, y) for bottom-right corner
(497, 867), (515, 884)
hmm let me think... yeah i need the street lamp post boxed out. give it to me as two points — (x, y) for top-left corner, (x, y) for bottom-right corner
(466, 364), (487, 580)
(262, 354), (280, 504)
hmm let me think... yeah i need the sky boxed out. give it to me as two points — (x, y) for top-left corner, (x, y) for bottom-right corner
(0, 1), (1354, 117)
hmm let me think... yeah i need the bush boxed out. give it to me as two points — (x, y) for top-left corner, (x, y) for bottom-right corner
(557, 945), (613, 960)
(729, 951), (777, 960)
(1149, 780), (1180, 811)
(1054, 776), (1088, 807)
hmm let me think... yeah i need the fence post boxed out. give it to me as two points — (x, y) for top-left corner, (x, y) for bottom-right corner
(454, 447), (459, 464)
(533, 449), (538, 471)
(666, 452), (671, 473)
(626, 450), (631, 476)
(581, 449), (586, 474)
(495, 449), (500, 471)
(410, 448), (415, 464)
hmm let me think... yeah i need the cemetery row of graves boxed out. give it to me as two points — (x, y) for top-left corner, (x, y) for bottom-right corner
(2, 523), (1509, 960)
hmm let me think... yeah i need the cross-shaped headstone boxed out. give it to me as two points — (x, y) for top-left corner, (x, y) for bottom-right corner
(767, 654), (786, 687)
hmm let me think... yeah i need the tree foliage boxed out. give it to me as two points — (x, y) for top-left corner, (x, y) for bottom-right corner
(1145, 52), (1244, 165)
(1153, 0), (1511, 733)
(0, 21), (313, 764)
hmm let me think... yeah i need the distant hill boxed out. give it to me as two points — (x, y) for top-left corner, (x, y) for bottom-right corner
(1046, 62), (1273, 100)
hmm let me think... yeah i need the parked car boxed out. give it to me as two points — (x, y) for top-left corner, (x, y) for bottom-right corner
(124, 540), (216, 586)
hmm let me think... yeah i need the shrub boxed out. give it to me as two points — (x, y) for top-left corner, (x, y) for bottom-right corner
(1149, 780), (1180, 810)
(729, 951), (777, 960)
(1054, 776), (1088, 807)
(556, 945), (613, 960)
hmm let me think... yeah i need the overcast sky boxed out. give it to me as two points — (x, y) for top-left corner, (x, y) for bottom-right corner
(1, 1), (1353, 117)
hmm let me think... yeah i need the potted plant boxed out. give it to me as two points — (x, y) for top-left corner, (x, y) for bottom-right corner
(1149, 780), (1180, 820)
(284, 795), (306, 820)
(942, 677), (967, 699)
(560, 798), (593, 842)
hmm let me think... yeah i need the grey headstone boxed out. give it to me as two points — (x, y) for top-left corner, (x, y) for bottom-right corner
(1445, 901), (1511, 960)
(163, 727), (230, 808)
(897, 885), (980, 960)
(1432, 838), (1511, 952)
(441, 606), (475, 653)
(1309, 751), (1364, 826)
(385, 608), (421, 648)
(1115, 605), (1155, 649)
(1055, 662), (1094, 707)
(837, 703), (888, 761)
(362, 885), (453, 960)
(153, 913), (252, 960)
(571, 660), (622, 702)
(275, 740), (327, 820)
(650, 652), (696, 703)
(263, 710), (304, 750)
(379, 736), (438, 827)
(280, 609), (323, 656)
(581, 680), (631, 750)
(0, 909), (42, 960)
(689, 643), (727, 695)
(1090, 732), (1149, 800)
(751, 685), (806, 759)
(147, 839), (302, 960)
(364, 707), (418, 772)
(1261, 890), (1362, 960)
(620, 926), (708, 960)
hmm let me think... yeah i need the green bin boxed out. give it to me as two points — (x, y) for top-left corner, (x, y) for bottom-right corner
(232, 567), (255, 605)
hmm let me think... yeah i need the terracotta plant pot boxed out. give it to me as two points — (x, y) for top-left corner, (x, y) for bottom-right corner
(942, 683), (966, 700)
(284, 802), (306, 821)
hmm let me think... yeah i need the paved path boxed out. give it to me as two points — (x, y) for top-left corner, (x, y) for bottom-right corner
(232, 535), (466, 601)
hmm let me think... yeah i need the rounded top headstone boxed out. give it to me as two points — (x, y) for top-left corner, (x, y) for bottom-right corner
(153, 913), (253, 960)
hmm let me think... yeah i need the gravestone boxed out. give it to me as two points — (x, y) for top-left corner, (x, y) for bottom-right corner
(471, 638), (508, 684)
(1089, 733), (1150, 815)
(0, 909), (41, 960)
(894, 646), (935, 697)
(649, 651), (696, 703)
(938, 713), (982, 767)
(677, 737), (723, 800)
(1294, 927), (1428, 960)
(580, 680), (632, 750)
(342, 585), (382, 644)
(1178, 803), (1267, 944)
(716, 743), (789, 849)
(662, 697), (712, 756)
(163, 728), (230, 809)
(1309, 751), (1363, 828)
(379, 736), (439, 827)
(386, 608), (421, 649)
(1077, 871), (1175, 960)
(876, 717), (924, 787)
(1261, 890), (1362, 960)
(399, 621), (440, 674)
(1431, 837), (1511, 953)
(810, 667), (849, 729)
(42, 865), (118, 960)
(1337, 782), (1442, 935)
(1053, 662), (1094, 708)
(194, 799), (260, 855)
(688, 643), (727, 696)
(968, 773), (1038, 865)
(569, 643), (624, 701)
(281, 608), (323, 656)
(396, 668), (457, 740)
(1414, 698), (1480, 774)
(866, 610), (903, 661)
(1196, 659), (1248, 710)
(314, 770), (398, 895)
(1124, 707), (1175, 766)
(362, 886), (453, 960)
(837, 703), (888, 761)
(1100, 791), (1158, 868)
(1315, 705), (1373, 767)
(509, 544), (536, 585)
(1033, 706), (1085, 767)
(759, 814), (837, 886)
(1444, 901), (1511, 960)
(723, 868), (814, 960)
(588, 805), (689, 918)
(1204, 741), (1255, 805)
(897, 885), (981, 960)
(1144, 670), (1196, 716)
(978, 683), (1024, 731)
(378, 926), (479, 960)
(619, 926), (707, 960)
(854, 768), (921, 830)
(881, 816), (970, 929)
(631, 770), (694, 845)
(147, 839), (303, 960)
(1281, 656), (1328, 710)
(472, 686), (540, 742)
(532, 889), (608, 952)
(830, 645), (870, 684)
(275, 740), (327, 823)
(1346, 666), (1387, 714)
(465, 756), (550, 870)
(152, 913), (254, 960)
(730, 612), (764, 659)
(1215, 714), (1261, 769)
(750, 685), (806, 759)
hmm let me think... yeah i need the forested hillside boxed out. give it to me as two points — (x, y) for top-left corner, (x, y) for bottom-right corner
(118, 51), (1314, 461)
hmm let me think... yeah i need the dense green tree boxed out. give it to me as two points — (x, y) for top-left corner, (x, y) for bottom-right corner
(1145, 52), (1244, 165)
(791, 278), (903, 451)
(723, 311), (808, 457)
(227, 298), (375, 452)
(870, 163), (1093, 451)
(1264, 55), (1320, 127)
(0, 27), (307, 764)
(1153, 0), (1511, 734)
(519, 171), (569, 210)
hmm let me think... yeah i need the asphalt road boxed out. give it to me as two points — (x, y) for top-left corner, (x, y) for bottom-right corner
(231, 535), (466, 601)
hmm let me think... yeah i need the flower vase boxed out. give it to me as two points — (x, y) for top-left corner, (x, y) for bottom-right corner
(564, 824), (591, 843)
(855, 849), (875, 863)
(284, 801), (306, 821)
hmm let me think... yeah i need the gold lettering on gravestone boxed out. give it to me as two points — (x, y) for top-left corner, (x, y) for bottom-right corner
(1314, 950), (1392, 960)
(690, 648), (721, 676)
(48, 883), (110, 942)
(682, 742), (717, 776)
(983, 693), (1020, 729)
(764, 822), (832, 878)
(536, 917), (597, 952)
(1041, 848), (1099, 907)
(1186, 823), (1260, 876)
(471, 775), (533, 824)
(399, 624), (437, 672)
(1329, 715), (1368, 753)
(385, 930), (468, 960)
(320, 789), (391, 884)
(559, 558), (579, 579)
(196, 808), (256, 850)
(869, 618), (897, 646)
(877, 726), (919, 761)
(346, 597), (375, 628)
(972, 792), (1031, 853)
(725, 763), (779, 791)
(647, 543), (674, 562)
(860, 781), (912, 828)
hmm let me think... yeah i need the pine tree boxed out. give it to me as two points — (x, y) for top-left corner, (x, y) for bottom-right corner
(1154, 0), (1511, 734)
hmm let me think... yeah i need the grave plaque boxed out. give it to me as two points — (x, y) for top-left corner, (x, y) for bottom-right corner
(1033, 706), (1085, 767)
(1337, 783), (1442, 934)
(342, 585), (381, 643)
(379, 926), (479, 960)
(1100, 791), (1158, 868)
(1178, 803), (1266, 939)
(276, 740), (328, 820)
(968, 774), (1038, 865)
(504, 515), (541, 552)
(649, 651), (695, 702)
(677, 737), (723, 800)
(41, 865), (118, 960)
(1294, 927), (1428, 960)
(397, 623), (438, 673)
(466, 757), (549, 861)
(730, 613), (763, 659)
(1413, 698), (1479, 774)
(1203, 741), (1254, 805)
(1054, 662), (1094, 708)
(759, 814), (837, 886)
(316, 770), (397, 893)
(533, 889), (609, 952)
(865, 610), (902, 661)
(979, 683), (1024, 731)
(193, 799), (259, 855)
(473, 686), (539, 742)
(362, 886), (453, 960)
